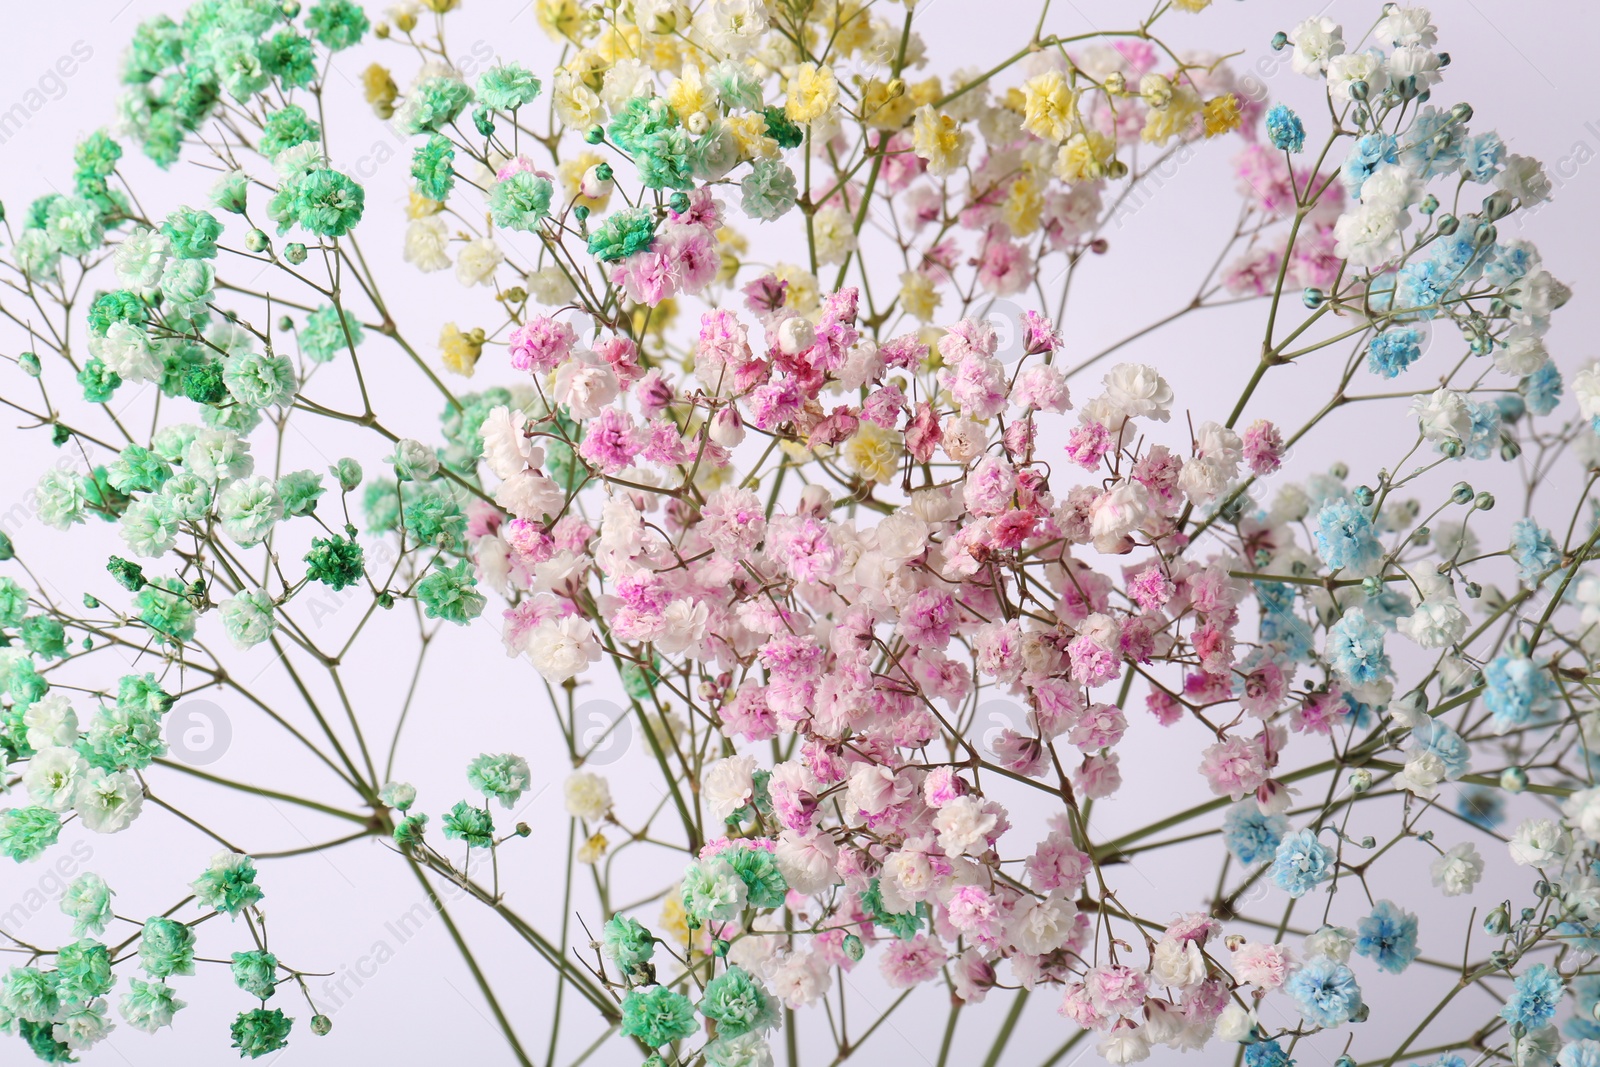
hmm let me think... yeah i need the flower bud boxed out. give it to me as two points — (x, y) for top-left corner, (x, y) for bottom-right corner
(1484, 904), (1511, 935)
(1348, 769), (1373, 794)
(777, 316), (816, 355)
(1500, 766), (1527, 793)
(580, 164), (614, 201)
(708, 406), (746, 448)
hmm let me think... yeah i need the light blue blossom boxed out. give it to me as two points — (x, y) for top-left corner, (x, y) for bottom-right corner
(1266, 105), (1304, 153)
(1355, 900), (1418, 974)
(1501, 962), (1564, 1030)
(1463, 131), (1505, 184)
(1269, 828), (1335, 898)
(1524, 360), (1563, 416)
(1223, 803), (1289, 867)
(1341, 133), (1398, 197)
(1315, 501), (1382, 574)
(1284, 955), (1362, 1028)
(1367, 327), (1424, 378)
(1411, 717), (1470, 779)
(1326, 607), (1390, 686)
(1510, 518), (1561, 585)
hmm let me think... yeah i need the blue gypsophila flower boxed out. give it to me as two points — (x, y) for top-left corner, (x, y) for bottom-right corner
(1456, 786), (1505, 831)
(1394, 260), (1454, 319)
(1501, 963), (1564, 1030)
(1463, 130), (1506, 184)
(1341, 133), (1399, 198)
(1269, 828), (1336, 898)
(1524, 360), (1563, 417)
(1559, 1040), (1600, 1067)
(1568, 977), (1600, 1041)
(1266, 104), (1305, 153)
(1484, 652), (1554, 730)
(1315, 501), (1383, 574)
(1285, 955), (1363, 1029)
(1486, 240), (1536, 287)
(1462, 399), (1502, 460)
(1510, 517), (1561, 586)
(1404, 107), (1467, 178)
(1411, 717), (1470, 779)
(1224, 802), (1290, 867)
(1243, 1037), (1293, 1067)
(1367, 327), (1424, 378)
(1326, 607), (1391, 686)
(1355, 900), (1419, 974)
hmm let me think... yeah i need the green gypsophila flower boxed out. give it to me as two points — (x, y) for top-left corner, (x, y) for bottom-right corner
(741, 160), (797, 221)
(60, 873), (115, 937)
(416, 559), (485, 624)
(163, 207), (223, 259)
(305, 0), (369, 51)
(1, 965), (59, 1022)
(221, 590), (277, 650)
(55, 939), (114, 1002)
(411, 135), (456, 201)
(262, 30), (316, 88)
(401, 77), (474, 135)
(587, 207), (657, 263)
(106, 444), (171, 494)
(231, 950), (279, 1000)
(477, 64), (541, 111)
(698, 965), (780, 1038)
(135, 576), (196, 646)
(299, 304), (364, 363)
(0, 807), (61, 861)
(78, 358), (123, 403)
(392, 813), (428, 851)
(466, 753), (532, 808)
(601, 915), (656, 973)
(259, 104), (321, 159)
(192, 851), (265, 916)
(619, 985), (696, 1048)
(725, 846), (788, 910)
(17, 615), (68, 661)
(608, 96), (678, 154)
(121, 976), (186, 1034)
(293, 169), (365, 237)
(230, 1007), (292, 1058)
(442, 801), (494, 848)
(138, 917), (195, 979)
(489, 171), (554, 232)
(304, 534), (365, 590)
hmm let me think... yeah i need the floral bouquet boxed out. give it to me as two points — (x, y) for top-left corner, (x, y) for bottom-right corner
(0, 1), (1594, 1065)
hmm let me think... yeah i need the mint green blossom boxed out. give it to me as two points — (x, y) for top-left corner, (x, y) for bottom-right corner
(186, 427), (254, 482)
(0, 807), (62, 861)
(299, 304), (363, 363)
(466, 753), (532, 808)
(0, 577), (28, 628)
(17, 615), (68, 661)
(442, 801), (494, 848)
(411, 135), (455, 201)
(135, 577), (197, 646)
(416, 559), (485, 624)
(119, 977), (185, 1033)
(477, 65), (541, 111)
(741, 160), (798, 221)
(402, 491), (466, 548)
(259, 105), (321, 159)
(276, 469), (325, 517)
(224, 349), (297, 409)
(380, 781), (416, 811)
(55, 939), (114, 1003)
(392, 813), (428, 851)
(704, 1033), (775, 1067)
(708, 62), (763, 112)
(489, 172), (554, 231)
(216, 476), (284, 545)
(231, 950), (279, 1000)
(601, 915), (656, 973)
(120, 497), (180, 558)
(619, 985), (696, 1048)
(292, 169), (365, 237)
(83, 706), (167, 773)
(401, 77), (474, 135)
(15, 227), (61, 280)
(160, 472), (212, 521)
(391, 438), (440, 481)
(221, 590), (277, 650)
(45, 196), (105, 257)
(159, 257), (215, 306)
(306, 0), (369, 50)
(211, 170), (250, 214)
(214, 34), (271, 102)
(304, 534), (365, 590)
(193, 851), (265, 916)
(699, 966), (779, 1038)
(681, 857), (748, 923)
(89, 291), (147, 336)
(73, 130), (123, 183)
(609, 97), (679, 154)
(0, 965), (59, 1022)
(230, 1006), (292, 1058)
(587, 207), (657, 263)
(163, 208), (223, 259)
(138, 917), (195, 978)
(36, 469), (89, 530)
(78, 358), (122, 403)
(636, 128), (695, 190)
(60, 873), (115, 937)
(107, 444), (171, 494)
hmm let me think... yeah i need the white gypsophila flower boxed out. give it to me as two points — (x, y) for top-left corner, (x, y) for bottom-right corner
(495, 469), (567, 523)
(75, 768), (144, 833)
(1098, 1026), (1152, 1067)
(1375, 6), (1438, 47)
(553, 354), (620, 420)
(403, 216), (451, 272)
(775, 830), (837, 896)
(1215, 1004), (1257, 1042)
(526, 616), (601, 683)
(1149, 937), (1207, 988)
(1509, 818), (1570, 867)
(1494, 326), (1548, 377)
(1573, 362), (1600, 422)
(933, 795), (999, 857)
(1386, 44), (1441, 90)
(113, 226), (170, 294)
(1102, 363), (1174, 422)
(1287, 16), (1344, 75)
(1497, 154), (1553, 206)
(23, 694), (77, 751)
(704, 754), (757, 822)
(1326, 50), (1389, 105)
(480, 406), (542, 479)
(1090, 480), (1151, 551)
(23, 746), (88, 812)
(1396, 750), (1446, 799)
(563, 771), (612, 821)
(1409, 388), (1472, 444)
(1009, 893), (1077, 955)
(1563, 787), (1600, 842)
(1430, 842), (1484, 896)
(1303, 924), (1355, 962)
(455, 237), (504, 287)
(1396, 597), (1467, 649)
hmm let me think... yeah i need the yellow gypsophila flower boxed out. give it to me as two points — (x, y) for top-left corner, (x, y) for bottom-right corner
(438, 323), (485, 377)
(576, 832), (608, 865)
(362, 64), (398, 119)
(724, 112), (779, 161)
(786, 62), (840, 125)
(1021, 70), (1076, 143)
(1173, 0), (1212, 10)
(844, 421), (904, 485)
(820, 0), (876, 58)
(407, 191), (443, 219)
(1054, 130), (1115, 183)
(773, 264), (820, 314)
(907, 77), (944, 108)
(912, 105), (970, 176)
(1002, 173), (1045, 237)
(552, 69), (605, 129)
(667, 67), (719, 132)
(1141, 85), (1203, 146)
(1203, 93), (1242, 137)
(860, 78), (913, 131)
(537, 0), (591, 44)
(593, 23), (643, 66)
(899, 269), (942, 322)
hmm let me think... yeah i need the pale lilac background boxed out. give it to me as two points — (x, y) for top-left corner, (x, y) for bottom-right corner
(0, 2), (1596, 1064)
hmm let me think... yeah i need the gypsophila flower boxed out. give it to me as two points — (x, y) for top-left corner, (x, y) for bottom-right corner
(1355, 900), (1419, 974)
